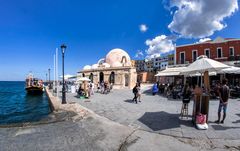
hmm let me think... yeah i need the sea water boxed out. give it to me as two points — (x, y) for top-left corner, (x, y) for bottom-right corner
(0, 81), (51, 125)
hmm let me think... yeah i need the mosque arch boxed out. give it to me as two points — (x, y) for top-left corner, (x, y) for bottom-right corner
(125, 74), (129, 86)
(89, 73), (93, 82)
(99, 72), (104, 83)
(121, 56), (127, 66)
(109, 72), (115, 84)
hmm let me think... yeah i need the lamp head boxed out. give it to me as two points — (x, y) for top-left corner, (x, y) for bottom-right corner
(61, 44), (67, 54)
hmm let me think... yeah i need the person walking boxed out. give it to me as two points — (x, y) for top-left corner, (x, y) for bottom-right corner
(215, 79), (230, 124)
(132, 84), (139, 104)
(137, 82), (141, 102)
(90, 82), (94, 95)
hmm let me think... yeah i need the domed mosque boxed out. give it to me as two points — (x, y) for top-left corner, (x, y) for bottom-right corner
(78, 48), (137, 89)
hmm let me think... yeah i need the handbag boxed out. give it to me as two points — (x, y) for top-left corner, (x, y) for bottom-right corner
(196, 113), (206, 124)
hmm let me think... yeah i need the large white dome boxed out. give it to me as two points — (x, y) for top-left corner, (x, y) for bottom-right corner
(105, 48), (131, 67)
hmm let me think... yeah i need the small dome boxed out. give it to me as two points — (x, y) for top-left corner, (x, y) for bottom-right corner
(97, 58), (106, 64)
(83, 65), (91, 70)
(102, 63), (110, 68)
(105, 48), (131, 67)
(91, 64), (99, 69)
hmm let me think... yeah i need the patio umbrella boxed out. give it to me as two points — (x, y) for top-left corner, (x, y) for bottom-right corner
(187, 71), (217, 77)
(77, 77), (91, 82)
(181, 55), (229, 75)
(218, 66), (240, 74)
(155, 67), (187, 77)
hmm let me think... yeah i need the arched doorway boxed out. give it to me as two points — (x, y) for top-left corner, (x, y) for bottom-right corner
(89, 73), (93, 83)
(121, 56), (127, 66)
(99, 72), (104, 83)
(125, 74), (129, 87)
(82, 73), (85, 77)
(109, 72), (115, 84)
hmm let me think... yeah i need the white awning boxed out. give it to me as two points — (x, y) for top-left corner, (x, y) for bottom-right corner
(155, 67), (187, 77)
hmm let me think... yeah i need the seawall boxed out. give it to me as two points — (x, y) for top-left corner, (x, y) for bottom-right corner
(45, 87), (88, 117)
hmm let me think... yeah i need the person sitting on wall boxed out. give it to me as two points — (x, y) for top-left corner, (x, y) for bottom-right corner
(77, 84), (85, 97)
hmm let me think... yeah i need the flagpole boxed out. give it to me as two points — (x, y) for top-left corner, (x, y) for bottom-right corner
(56, 48), (59, 101)
(53, 54), (56, 95)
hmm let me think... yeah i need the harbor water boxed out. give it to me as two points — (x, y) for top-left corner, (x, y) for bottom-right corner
(0, 81), (51, 125)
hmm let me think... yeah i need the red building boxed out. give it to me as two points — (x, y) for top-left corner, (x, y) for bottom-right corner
(176, 37), (240, 65)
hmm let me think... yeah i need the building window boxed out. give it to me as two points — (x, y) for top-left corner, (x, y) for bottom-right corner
(180, 52), (185, 64)
(204, 49), (210, 58)
(229, 47), (234, 56)
(217, 47), (222, 58)
(192, 50), (198, 62)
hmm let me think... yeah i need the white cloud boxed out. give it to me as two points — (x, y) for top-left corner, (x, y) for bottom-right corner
(168, 0), (239, 38)
(145, 35), (175, 59)
(198, 38), (211, 43)
(135, 50), (144, 59)
(139, 24), (148, 33)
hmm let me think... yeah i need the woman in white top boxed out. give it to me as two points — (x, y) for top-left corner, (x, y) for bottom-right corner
(137, 82), (141, 102)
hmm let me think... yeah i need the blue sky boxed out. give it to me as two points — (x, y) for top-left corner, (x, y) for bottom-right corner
(0, 0), (239, 81)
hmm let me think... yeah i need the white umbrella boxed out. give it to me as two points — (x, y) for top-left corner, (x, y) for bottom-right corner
(181, 55), (229, 75)
(187, 71), (217, 77)
(155, 67), (187, 77)
(77, 77), (91, 82)
(218, 66), (240, 74)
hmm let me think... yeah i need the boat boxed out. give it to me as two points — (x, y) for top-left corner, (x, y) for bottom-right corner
(25, 73), (44, 94)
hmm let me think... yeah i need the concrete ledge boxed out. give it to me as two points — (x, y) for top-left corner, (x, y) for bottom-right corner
(45, 87), (61, 111)
(45, 87), (88, 118)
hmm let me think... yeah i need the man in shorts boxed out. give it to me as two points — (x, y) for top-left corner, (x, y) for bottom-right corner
(215, 79), (230, 124)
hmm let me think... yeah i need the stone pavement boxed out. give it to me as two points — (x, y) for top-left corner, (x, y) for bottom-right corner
(66, 85), (240, 149)
(0, 111), (132, 151)
(1, 86), (239, 151)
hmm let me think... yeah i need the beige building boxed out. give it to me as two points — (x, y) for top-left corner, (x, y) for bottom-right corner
(78, 48), (137, 89)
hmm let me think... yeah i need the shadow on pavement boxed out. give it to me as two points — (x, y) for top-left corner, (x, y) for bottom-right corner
(232, 114), (240, 124)
(211, 124), (240, 131)
(124, 99), (135, 104)
(138, 111), (193, 131)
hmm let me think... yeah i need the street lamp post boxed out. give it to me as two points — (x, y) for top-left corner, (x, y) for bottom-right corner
(61, 44), (67, 104)
(48, 68), (51, 82)
(48, 68), (52, 89)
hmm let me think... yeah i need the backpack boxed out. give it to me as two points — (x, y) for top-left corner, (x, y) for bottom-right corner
(132, 87), (137, 94)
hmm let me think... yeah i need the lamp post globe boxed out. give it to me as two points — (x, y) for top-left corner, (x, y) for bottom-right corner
(61, 44), (66, 54)
(61, 44), (67, 104)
